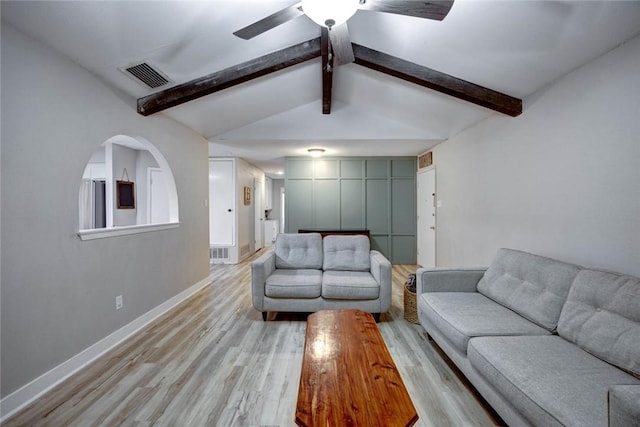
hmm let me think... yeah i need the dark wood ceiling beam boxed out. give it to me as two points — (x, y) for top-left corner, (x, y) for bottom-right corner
(352, 44), (522, 117)
(321, 28), (334, 114)
(138, 38), (322, 116)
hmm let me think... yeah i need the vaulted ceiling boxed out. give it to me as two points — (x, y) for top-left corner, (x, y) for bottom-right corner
(3, 1), (640, 175)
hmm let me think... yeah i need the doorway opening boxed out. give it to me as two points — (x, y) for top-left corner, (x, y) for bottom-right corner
(78, 135), (178, 238)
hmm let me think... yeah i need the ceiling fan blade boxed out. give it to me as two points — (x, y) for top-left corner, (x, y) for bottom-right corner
(233, 2), (304, 40)
(359, 0), (454, 21)
(328, 23), (354, 65)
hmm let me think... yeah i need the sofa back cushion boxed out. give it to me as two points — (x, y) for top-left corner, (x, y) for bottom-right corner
(558, 269), (640, 377)
(275, 233), (323, 269)
(323, 235), (370, 271)
(477, 248), (581, 331)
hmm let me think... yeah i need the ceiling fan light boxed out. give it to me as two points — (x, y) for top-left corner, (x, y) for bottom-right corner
(308, 148), (326, 158)
(302, 0), (360, 28)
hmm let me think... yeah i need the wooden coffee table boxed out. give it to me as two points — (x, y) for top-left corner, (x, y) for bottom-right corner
(295, 309), (418, 427)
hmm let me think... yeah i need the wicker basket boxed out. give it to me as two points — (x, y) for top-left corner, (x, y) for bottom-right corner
(403, 286), (419, 324)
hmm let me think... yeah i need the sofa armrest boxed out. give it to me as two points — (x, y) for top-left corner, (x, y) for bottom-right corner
(370, 250), (392, 312)
(251, 249), (276, 311)
(608, 385), (640, 427)
(416, 267), (487, 295)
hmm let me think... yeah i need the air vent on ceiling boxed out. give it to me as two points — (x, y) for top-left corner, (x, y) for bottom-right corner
(122, 62), (171, 89)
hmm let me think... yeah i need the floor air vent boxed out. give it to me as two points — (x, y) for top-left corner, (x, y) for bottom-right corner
(210, 247), (229, 262)
(123, 62), (171, 88)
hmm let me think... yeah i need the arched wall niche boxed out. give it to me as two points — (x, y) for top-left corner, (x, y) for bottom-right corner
(78, 134), (179, 240)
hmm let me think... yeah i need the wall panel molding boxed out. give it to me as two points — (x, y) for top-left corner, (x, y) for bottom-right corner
(285, 157), (417, 263)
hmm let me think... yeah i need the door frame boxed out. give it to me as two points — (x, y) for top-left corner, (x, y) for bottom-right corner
(147, 167), (162, 224)
(209, 158), (236, 247)
(254, 178), (264, 250)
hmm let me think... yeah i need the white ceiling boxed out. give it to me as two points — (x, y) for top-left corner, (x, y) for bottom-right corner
(3, 0), (640, 175)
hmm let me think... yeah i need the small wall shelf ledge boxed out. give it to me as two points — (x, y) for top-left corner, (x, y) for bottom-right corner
(77, 222), (180, 241)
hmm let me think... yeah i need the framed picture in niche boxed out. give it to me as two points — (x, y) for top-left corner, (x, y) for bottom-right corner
(117, 180), (135, 209)
(244, 186), (251, 205)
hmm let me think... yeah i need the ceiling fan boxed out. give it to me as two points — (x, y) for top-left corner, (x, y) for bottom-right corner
(234, 0), (454, 65)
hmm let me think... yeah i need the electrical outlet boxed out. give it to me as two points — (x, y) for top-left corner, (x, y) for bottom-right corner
(115, 295), (123, 310)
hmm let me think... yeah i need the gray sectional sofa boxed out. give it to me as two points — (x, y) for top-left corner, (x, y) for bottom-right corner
(417, 248), (640, 427)
(251, 233), (392, 321)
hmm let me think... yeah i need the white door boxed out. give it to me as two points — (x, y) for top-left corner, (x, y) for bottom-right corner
(417, 168), (436, 267)
(148, 168), (169, 224)
(254, 178), (264, 250)
(264, 220), (279, 246)
(209, 159), (235, 246)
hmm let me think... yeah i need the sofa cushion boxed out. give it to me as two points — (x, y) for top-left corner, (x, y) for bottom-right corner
(477, 248), (581, 331)
(265, 269), (322, 298)
(419, 292), (550, 355)
(322, 235), (370, 271)
(468, 335), (640, 427)
(608, 385), (640, 427)
(558, 269), (640, 377)
(274, 233), (323, 269)
(322, 271), (379, 300)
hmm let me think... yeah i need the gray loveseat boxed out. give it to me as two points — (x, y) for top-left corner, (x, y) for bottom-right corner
(417, 248), (640, 427)
(251, 233), (392, 321)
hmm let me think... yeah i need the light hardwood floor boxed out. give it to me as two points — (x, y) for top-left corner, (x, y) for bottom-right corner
(5, 252), (503, 427)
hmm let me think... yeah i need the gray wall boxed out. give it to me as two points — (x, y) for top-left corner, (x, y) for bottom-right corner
(285, 157), (416, 263)
(432, 32), (640, 277)
(1, 23), (210, 397)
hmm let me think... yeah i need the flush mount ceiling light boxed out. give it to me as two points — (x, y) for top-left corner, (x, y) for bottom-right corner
(301, 0), (359, 29)
(308, 148), (326, 158)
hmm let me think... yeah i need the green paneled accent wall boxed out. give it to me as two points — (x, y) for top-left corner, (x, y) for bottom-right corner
(287, 159), (314, 178)
(392, 159), (416, 177)
(287, 180), (313, 233)
(285, 157), (417, 263)
(392, 179), (416, 234)
(314, 180), (340, 228)
(366, 179), (389, 234)
(314, 159), (338, 179)
(366, 160), (389, 178)
(340, 160), (364, 178)
(340, 180), (364, 228)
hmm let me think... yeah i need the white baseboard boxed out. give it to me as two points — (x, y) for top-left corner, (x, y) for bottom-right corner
(0, 276), (212, 422)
